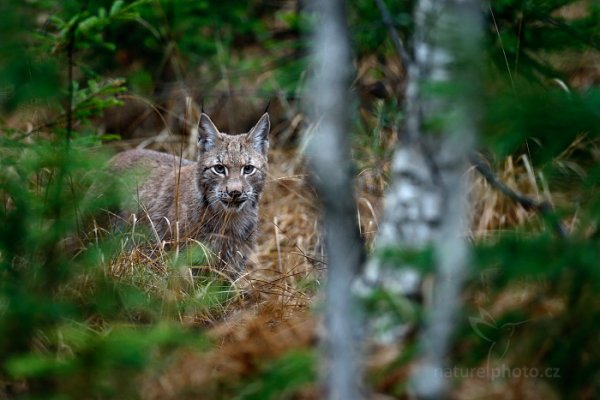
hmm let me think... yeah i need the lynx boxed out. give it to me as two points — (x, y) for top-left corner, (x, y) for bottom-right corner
(107, 112), (270, 275)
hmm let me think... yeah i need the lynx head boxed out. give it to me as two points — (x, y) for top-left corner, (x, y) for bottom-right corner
(196, 112), (270, 213)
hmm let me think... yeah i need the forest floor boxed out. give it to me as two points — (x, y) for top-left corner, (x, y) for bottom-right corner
(94, 108), (558, 399)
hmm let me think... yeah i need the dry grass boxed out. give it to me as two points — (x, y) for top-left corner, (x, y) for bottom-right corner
(141, 311), (317, 399)
(13, 101), (586, 399)
(469, 154), (545, 239)
(6, 86), (589, 399)
(98, 107), (582, 397)
(80, 144), (324, 399)
(119, 132), (569, 398)
(247, 149), (323, 312)
(84, 113), (389, 398)
(3, 3), (597, 396)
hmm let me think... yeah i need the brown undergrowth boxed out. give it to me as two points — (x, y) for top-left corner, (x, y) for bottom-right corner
(469, 154), (548, 237)
(128, 141), (384, 398)
(127, 130), (569, 398)
(7, 101), (583, 399)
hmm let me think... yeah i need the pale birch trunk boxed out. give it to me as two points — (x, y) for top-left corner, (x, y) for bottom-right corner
(305, 1), (365, 399)
(360, 0), (483, 397)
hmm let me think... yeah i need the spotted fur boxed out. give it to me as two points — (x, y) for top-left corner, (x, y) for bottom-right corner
(108, 113), (270, 274)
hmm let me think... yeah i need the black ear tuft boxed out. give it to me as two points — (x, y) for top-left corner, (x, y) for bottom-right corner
(246, 113), (270, 155)
(198, 113), (219, 152)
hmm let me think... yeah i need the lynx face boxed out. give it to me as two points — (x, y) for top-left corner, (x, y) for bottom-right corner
(196, 113), (270, 213)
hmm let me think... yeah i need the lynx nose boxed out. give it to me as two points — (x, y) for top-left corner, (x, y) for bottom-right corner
(229, 189), (242, 199)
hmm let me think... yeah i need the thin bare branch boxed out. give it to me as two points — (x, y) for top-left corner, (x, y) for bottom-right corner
(373, 0), (412, 70)
(470, 153), (568, 238)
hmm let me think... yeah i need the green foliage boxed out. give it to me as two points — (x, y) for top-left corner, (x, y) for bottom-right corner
(0, 2), (227, 398)
(488, 0), (600, 79)
(5, 323), (206, 399)
(1, 135), (148, 396)
(236, 350), (316, 400)
(483, 85), (600, 162)
(377, 246), (435, 274)
(1, 0), (599, 398)
(0, 121), (237, 399)
(361, 1), (600, 398)
(453, 233), (600, 397)
(462, 1), (600, 391)
(0, 3), (60, 111)
(474, 234), (600, 290)
(46, 0), (151, 52)
(348, 0), (413, 57)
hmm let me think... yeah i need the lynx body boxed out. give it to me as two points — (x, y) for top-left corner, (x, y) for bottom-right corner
(108, 113), (270, 274)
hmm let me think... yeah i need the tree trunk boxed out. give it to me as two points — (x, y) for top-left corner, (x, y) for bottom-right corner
(360, 0), (483, 397)
(306, 1), (365, 399)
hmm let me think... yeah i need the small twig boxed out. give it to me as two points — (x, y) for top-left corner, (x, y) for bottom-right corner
(373, 0), (411, 70)
(489, 4), (515, 90)
(470, 153), (568, 238)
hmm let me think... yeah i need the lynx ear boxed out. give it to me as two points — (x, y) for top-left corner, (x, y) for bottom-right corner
(246, 113), (270, 155)
(198, 113), (220, 152)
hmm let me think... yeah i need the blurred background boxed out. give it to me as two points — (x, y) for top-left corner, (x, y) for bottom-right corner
(0, 0), (599, 399)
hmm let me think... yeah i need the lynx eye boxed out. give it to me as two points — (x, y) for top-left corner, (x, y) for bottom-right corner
(242, 165), (256, 175)
(211, 164), (227, 175)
